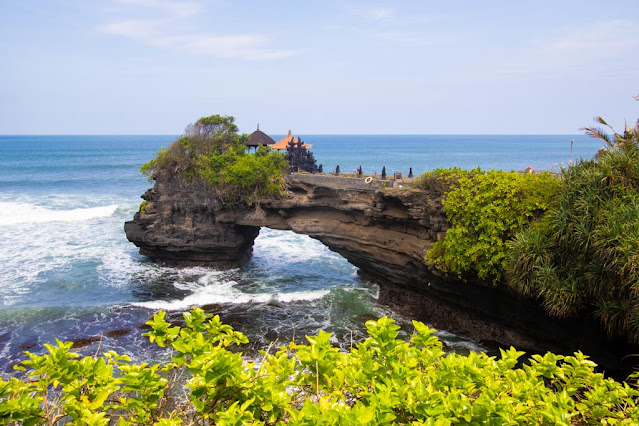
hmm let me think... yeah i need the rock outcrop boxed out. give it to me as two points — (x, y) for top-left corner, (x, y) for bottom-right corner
(125, 174), (448, 281)
(125, 173), (635, 375)
(125, 181), (261, 268)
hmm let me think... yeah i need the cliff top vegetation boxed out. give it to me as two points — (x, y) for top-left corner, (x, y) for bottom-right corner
(419, 116), (639, 343)
(417, 168), (560, 284)
(507, 116), (639, 342)
(141, 115), (288, 205)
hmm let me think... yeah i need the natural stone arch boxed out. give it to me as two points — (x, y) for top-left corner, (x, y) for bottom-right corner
(125, 174), (448, 285)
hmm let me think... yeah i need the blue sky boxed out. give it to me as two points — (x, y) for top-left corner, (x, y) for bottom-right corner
(1, 0), (638, 134)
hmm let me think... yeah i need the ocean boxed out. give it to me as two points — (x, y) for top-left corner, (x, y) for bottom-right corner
(0, 134), (603, 373)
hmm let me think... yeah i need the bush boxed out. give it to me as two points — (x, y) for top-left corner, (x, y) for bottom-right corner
(197, 144), (288, 205)
(2, 309), (638, 424)
(140, 115), (288, 205)
(424, 168), (560, 283)
(506, 145), (639, 341)
(412, 167), (469, 194)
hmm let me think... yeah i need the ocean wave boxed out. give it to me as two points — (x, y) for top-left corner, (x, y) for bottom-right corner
(253, 229), (352, 268)
(132, 274), (330, 311)
(0, 202), (118, 225)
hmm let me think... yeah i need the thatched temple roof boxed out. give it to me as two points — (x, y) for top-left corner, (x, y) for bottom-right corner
(246, 124), (276, 148)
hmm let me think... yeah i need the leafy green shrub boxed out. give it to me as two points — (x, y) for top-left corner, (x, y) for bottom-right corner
(197, 144), (288, 205)
(425, 168), (560, 283)
(507, 139), (639, 341)
(2, 309), (638, 424)
(412, 167), (469, 194)
(140, 115), (288, 205)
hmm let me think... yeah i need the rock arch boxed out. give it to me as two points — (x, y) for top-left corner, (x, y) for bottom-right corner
(125, 174), (448, 286)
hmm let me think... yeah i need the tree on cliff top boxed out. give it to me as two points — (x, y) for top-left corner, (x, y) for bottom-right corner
(183, 114), (240, 155)
(141, 115), (240, 178)
(140, 114), (287, 204)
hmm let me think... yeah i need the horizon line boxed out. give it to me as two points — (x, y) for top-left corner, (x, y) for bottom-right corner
(0, 133), (588, 137)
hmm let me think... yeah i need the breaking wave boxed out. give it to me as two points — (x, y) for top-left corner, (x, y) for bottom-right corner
(132, 271), (330, 311)
(0, 202), (118, 225)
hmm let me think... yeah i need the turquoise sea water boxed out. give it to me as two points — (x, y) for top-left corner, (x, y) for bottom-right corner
(0, 134), (603, 373)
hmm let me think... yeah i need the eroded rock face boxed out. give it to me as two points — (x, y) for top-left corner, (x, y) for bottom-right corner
(124, 178), (260, 268)
(125, 174), (449, 278)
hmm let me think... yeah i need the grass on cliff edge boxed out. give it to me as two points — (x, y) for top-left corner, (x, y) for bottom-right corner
(2, 308), (639, 425)
(141, 115), (288, 206)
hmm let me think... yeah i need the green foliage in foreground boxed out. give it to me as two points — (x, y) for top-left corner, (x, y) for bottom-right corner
(507, 140), (639, 342)
(422, 168), (560, 283)
(2, 309), (639, 425)
(140, 115), (288, 205)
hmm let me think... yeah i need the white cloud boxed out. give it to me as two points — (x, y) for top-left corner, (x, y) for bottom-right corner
(98, 18), (304, 60)
(373, 31), (450, 47)
(343, 5), (393, 22)
(493, 19), (639, 79)
(99, 19), (162, 42)
(368, 7), (393, 21)
(114, 0), (201, 17)
(99, 1), (304, 60)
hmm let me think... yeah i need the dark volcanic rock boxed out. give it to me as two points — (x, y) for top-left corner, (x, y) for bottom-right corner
(125, 174), (447, 276)
(125, 179), (260, 268)
(375, 279), (637, 378)
(106, 328), (132, 339)
(71, 336), (101, 349)
(124, 173), (636, 375)
(20, 341), (37, 351)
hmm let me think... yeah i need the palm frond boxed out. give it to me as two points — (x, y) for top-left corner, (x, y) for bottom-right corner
(595, 116), (613, 130)
(581, 126), (613, 147)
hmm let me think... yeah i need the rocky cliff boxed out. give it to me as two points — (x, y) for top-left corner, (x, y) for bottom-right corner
(125, 174), (448, 282)
(125, 173), (634, 375)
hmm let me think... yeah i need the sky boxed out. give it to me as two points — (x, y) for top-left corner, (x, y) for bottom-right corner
(1, 0), (638, 135)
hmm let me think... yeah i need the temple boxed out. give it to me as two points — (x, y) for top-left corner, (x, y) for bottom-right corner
(245, 124), (276, 149)
(286, 138), (318, 173)
(245, 126), (319, 173)
(271, 130), (312, 150)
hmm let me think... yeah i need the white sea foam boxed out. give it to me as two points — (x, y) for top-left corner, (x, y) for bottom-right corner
(0, 199), (127, 305)
(252, 229), (357, 281)
(132, 271), (330, 311)
(253, 229), (336, 264)
(0, 202), (118, 225)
